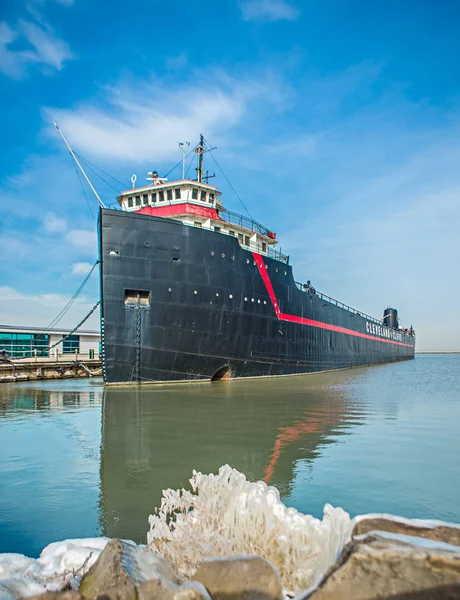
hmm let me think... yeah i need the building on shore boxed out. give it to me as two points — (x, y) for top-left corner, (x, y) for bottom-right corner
(0, 325), (100, 359)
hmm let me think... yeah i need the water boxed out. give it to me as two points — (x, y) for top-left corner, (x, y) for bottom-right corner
(0, 355), (459, 558)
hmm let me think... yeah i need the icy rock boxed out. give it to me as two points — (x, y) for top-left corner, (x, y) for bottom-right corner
(301, 531), (460, 600)
(23, 593), (82, 600)
(0, 577), (46, 600)
(137, 579), (211, 600)
(193, 556), (283, 600)
(78, 539), (175, 600)
(352, 513), (460, 547)
(148, 465), (351, 593)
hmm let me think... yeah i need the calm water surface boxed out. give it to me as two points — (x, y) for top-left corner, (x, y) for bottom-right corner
(0, 354), (459, 557)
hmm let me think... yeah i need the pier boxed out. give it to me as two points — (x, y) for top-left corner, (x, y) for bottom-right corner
(0, 354), (102, 383)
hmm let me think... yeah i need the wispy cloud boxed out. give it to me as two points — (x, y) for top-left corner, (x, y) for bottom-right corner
(239, 0), (299, 22)
(0, 16), (74, 79)
(66, 229), (98, 251)
(0, 286), (99, 329)
(46, 69), (289, 163)
(71, 262), (94, 276)
(43, 212), (67, 233)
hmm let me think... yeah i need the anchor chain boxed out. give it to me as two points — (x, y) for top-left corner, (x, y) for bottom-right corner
(134, 293), (142, 383)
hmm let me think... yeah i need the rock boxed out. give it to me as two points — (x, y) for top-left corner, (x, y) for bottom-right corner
(93, 583), (137, 600)
(352, 514), (460, 547)
(303, 531), (460, 600)
(22, 593), (82, 600)
(78, 539), (175, 600)
(137, 579), (210, 600)
(193, 556), (283, 600)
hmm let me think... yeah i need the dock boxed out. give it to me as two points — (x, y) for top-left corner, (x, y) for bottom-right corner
(0, 354), (102, 383)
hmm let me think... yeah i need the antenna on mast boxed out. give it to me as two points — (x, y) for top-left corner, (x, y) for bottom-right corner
(195, 134), (205, 183)
(178, 142), (190, 180)
(53, 122), (106, 208)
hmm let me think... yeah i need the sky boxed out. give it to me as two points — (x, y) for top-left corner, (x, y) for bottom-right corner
(1, 0), (459, 351)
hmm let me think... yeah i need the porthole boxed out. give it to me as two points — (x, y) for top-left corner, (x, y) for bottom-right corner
(229, 294), (233, 299)
(174, 245), (180, 250)
(253, 261), (256, 266)
(251, 298), (255, 302)
(244, 297), (248, 301)
(211, 251), (215, 256)
(168, 288), (172, 292)
(221, 253), (225, 258)
(194, 290), (198, 295)
(231, 255), (235, 260)
(108, 250), (119, 256)
(264, 300), (267, 305)
(265, 264), (268, 269)
(275, 268), (278, 272)
(257, 299), (261, 303)
(216, 293), (219, 297)
(144, 241), (150, 247)
(246, 258), (250, 264)
(284, 271), (287, 275)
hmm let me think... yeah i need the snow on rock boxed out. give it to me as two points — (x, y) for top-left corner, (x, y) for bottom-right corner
(147, 464), (352, 594)
(0, 577), (46, 600)
(0, 538), (110, 596)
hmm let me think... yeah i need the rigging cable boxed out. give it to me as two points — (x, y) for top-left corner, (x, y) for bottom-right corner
(66, 147), (96, 221)
(203, 137), (253, 219)
(35, 260), (100, 340)
(73, 152), (128, 192)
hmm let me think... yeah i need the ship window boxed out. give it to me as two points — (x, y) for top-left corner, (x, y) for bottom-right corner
(192, 188), (198, 199)
(159, 191), (165, 202)
(229, 230), (235, 236)
(135, 195), (141, 206)
(209, 193), (215, 203)
(151, 192), (157, 203)
(128, 197), (133, 208)
(238, 233), (243, 242)
(167, 189), (173, 201)
(244, 235), (250, 246)
(124, 289), (151, 306)
(175, 188), (181, 199)
(194, 221), (202, 228)
(214, 226), (221, 233)
(142, 194), (148, 206)
(262, 242), (267, 252)
(200, 190), (207, 201)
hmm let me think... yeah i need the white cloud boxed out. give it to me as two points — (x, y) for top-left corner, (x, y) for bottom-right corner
(0, 18), (74, 79)
(66, 229), (98, 251)
(45, 68), (290, 164)
(43, 211), (67, 233)
(48, 83), (245, 163)
(71, 262), (94, 276)
(239, 0), (299, 22)
(0, 286), (99, 329)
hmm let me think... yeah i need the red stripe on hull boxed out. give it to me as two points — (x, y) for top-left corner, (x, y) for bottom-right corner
(252, 252), (413, 348)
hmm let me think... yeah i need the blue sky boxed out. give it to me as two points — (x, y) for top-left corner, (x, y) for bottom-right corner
(1, 0), (459, 350)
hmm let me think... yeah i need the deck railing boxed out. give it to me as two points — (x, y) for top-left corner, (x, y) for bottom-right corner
(295, 281), (415, 335)
(218, 209), (272, 237)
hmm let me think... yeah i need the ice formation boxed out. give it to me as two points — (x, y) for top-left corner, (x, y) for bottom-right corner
(147, 464), (352, 593)
(0, 538), (109, 599)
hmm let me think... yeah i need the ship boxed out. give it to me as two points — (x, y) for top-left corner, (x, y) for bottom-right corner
(98, 135), (415, 384)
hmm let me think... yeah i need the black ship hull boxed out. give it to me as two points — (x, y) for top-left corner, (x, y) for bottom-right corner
(99, 208), (415, 384)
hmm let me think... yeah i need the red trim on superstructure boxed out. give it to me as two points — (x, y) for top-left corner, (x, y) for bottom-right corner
(134, 203), (221, 220)
(252, 252), (413, 348)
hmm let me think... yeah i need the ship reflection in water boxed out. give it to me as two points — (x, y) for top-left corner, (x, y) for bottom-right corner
(99, 371), (365, 541)
(2, 355), (460, 558)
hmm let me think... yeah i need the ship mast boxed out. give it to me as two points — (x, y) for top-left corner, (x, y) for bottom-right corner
(195, 134), (205, 183)
(54, 122), (106, 208)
